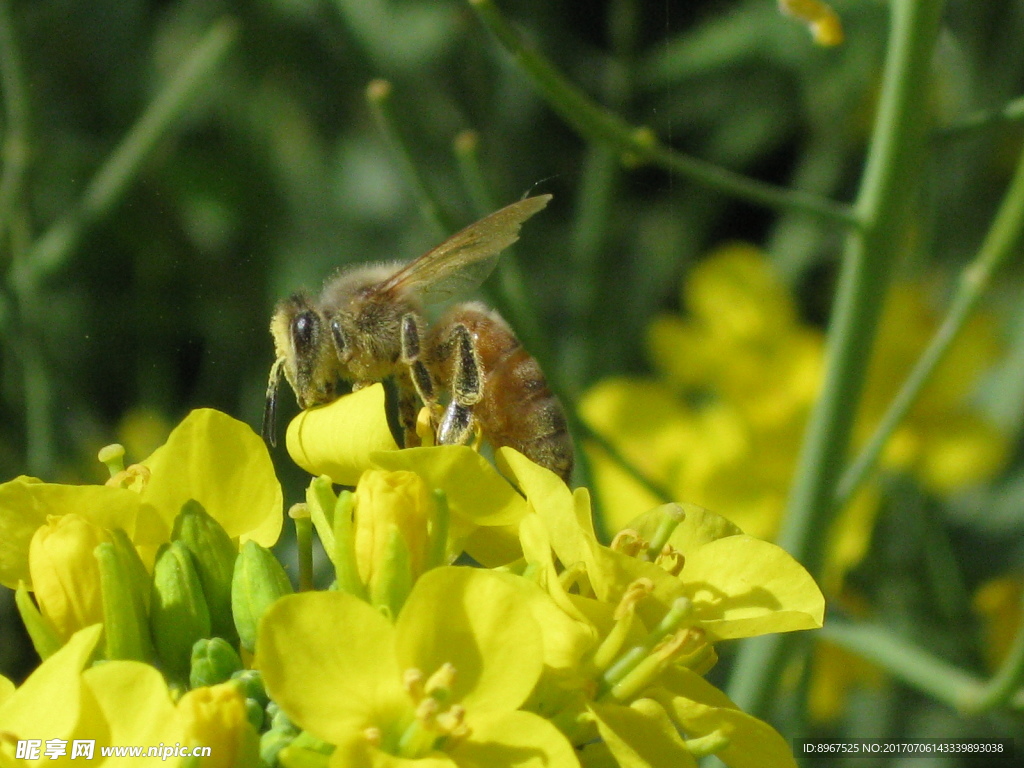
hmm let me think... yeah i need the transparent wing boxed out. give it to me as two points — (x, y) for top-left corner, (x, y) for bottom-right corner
(374, 194), (551, 305)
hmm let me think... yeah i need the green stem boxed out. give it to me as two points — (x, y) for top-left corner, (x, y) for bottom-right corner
(727, 0), (947, 717)
(467, 0), (857, 228)
(968, 583), (1024, 712)
(820, 617), (1024, 712)
(836, 138), (1024, 510)
(0, 0), (31, 252)
(291, 508), (314, 593)
(11, 18), (238, 293)
(451, 130), (544, 358)
(366, 79), (451, 239)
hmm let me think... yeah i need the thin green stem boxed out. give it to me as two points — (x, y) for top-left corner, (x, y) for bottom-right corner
(837, 138), (1024, 510)
(967, 582), (1024, 712)
(575, 418), (674, 506)
(467, 0), (857, 228)
(0, 0), (31, 251)
(367, 79), (451, 239)
(451, 130), (544, 356)
(820, 617), (1024, 712)
(11, 18), (238, 293)
(727, 0), (947, 717)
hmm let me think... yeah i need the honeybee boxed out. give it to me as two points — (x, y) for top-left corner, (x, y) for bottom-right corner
(263, 194), (574, 483)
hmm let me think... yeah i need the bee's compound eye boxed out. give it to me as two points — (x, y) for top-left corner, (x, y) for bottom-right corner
(292, 311), (318, 352)
(330, 317), (346, 356)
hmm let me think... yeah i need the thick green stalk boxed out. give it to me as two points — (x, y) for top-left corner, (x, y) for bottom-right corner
(468, 0), (857, 228)
(727, 0), (947, 717)
(836, 137), (1024, 509)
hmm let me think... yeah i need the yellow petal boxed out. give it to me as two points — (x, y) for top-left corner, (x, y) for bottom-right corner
(588, 700), (697, 768)
(450, 710), (580, 768)
(680, 536), (824, 639)
(287, 385), (400, 485)
(141, 408), (282, 546)
(0, 478), (144, 590)
(372, 446), (528, 527)
(81, 661), (182, 766)
(395, 568), (543, 714)
(0, 625), (102, 745)
(651, 668), (796, 768)
(257, 591), (407, 745)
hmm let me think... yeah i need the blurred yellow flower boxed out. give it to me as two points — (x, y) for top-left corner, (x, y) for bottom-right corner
(973, 575), (1023, 673)
(582, 245), (1009, 579)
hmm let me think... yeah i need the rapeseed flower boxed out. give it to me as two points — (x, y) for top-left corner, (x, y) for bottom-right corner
(582, 245), (1008, 573)
(258, 567), (579, 767)
(0, 410), (283, 651)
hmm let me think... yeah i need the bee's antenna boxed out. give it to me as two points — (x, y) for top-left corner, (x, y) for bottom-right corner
(262, 357), (285, 448)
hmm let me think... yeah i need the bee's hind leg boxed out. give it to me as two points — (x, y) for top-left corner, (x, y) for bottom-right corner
(437, 324), (483, 446)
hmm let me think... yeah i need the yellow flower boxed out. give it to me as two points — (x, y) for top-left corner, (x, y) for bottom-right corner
(503, 448), (824, 643)
(258, 567), (578, 767)
(973, 576), (1024, 673)
(177, 682), (261, 768)
(0, 625), (183, 766)
(1, 409), (283, 662)
(27, 514), (110, 641)
(778, 0), (844, 47)
(583, 245), (1009, 572)
(285, 383), (400, 485)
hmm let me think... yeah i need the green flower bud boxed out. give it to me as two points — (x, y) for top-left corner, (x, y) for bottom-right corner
(190, 637), (243, 689)
(260, 729), (296, 768)
(241, 698), (263, 731)
(173, 499), (239, 643)
(230, 668), (268, 707)
(150, 540), (211, 682)
(95, 541), (154, 662)
(231, 540), (293, 653)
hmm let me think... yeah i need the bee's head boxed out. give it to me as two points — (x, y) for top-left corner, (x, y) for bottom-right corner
(264, 294), (338, 446)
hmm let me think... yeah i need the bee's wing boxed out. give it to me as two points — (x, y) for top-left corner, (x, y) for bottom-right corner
(374, 194), (551, 304)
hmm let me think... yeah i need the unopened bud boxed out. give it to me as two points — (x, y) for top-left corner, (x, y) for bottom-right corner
(173, 500), (238, 643)
(231, 540), (293, 653)
(150, 540), (211, 682)
(190, 637), (243, 689)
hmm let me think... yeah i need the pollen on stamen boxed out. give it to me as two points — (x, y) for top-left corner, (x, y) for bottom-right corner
(613, 577), (654, 620)
(403, 668), (425, 700)
(424, 662), (457, 702)
(609, 528), (644, 557)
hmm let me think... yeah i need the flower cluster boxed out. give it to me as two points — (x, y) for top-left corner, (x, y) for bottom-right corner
(0, 391), (825, 766)
(582, 245), (1008, 582)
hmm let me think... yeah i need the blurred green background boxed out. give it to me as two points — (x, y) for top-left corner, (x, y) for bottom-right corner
(3, 0), (1024, 763)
